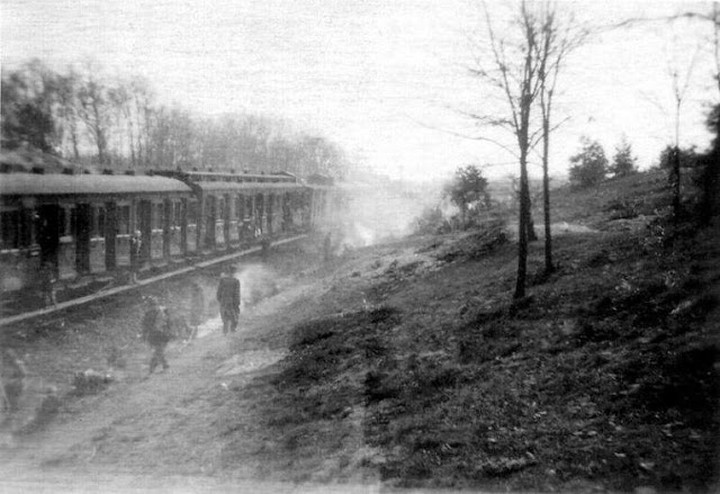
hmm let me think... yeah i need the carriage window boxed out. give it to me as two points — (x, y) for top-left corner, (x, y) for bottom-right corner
(58, 208), (66, 237)
(152, 203), (164, 230)
(236, 196), (243, 219)
(0, 211), (20, 250)
(98, 208), (106, 236)
(225, 196), (232, 220)
(188, 201), (197, 225)
(118, 206), (130, 235)
(165, 202), (173, 228)
(205, 197), (215, 223)
(18, 210), (32, 247)
(92, 206), (106, 238)
(68, 208), (78, 238)
(173, 202), (182, 227)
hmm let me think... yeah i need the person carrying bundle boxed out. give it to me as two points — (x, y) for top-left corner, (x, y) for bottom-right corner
(140, 296), (174, 374)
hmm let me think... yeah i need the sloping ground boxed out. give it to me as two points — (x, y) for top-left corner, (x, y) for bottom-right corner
(0, 244), (362, 488)
(257, 171), (719, 492)
(0, 170), (717, 493)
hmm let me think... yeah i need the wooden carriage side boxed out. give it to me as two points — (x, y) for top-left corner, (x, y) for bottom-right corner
(0, 173), (192, 291)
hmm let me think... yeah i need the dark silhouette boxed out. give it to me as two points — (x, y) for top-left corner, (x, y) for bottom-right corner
(216, 268), (241, 335)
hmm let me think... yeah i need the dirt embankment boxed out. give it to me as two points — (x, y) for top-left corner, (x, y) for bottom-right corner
(255, 173), (720, 492)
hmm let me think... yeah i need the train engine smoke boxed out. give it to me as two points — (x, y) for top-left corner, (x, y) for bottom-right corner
(322, 178), (442, 250)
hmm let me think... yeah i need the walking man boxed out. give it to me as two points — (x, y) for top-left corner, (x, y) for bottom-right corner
(140, 296), (174, 374)
(216, 267), (241, 335)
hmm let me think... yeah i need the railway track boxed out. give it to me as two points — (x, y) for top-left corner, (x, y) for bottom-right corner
(0, 234), (306, 328)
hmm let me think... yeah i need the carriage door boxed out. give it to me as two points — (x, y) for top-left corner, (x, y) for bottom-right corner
(37, 204), (60, 269)
(266, 194), (274, 236)
(74, 204), (92, 273)
(255, 194), (264, 236)
(204, 196), (216, 249)
(138, 200), (152, 264)
(104, 202), (117, 271)
(223, 194), (231, 249)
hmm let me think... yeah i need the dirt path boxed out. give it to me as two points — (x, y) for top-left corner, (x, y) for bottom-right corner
(0, 266), (360, 491)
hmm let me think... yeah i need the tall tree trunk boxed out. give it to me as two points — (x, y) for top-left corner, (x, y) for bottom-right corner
(542, 125), (553, 274)
(515, 88), (531, 299)
(92, 100), (107, 165)
(527, 203), (538, 241)
(672, 146), (681, 218)
(515, 148), (530, 299)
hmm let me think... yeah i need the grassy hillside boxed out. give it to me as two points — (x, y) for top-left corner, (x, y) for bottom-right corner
(243, 169), (719, 492)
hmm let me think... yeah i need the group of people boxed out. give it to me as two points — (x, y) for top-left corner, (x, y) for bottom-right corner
(140, 267), (241, 375)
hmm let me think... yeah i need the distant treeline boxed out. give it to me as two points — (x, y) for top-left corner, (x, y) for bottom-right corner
(1, 59), (349, 178)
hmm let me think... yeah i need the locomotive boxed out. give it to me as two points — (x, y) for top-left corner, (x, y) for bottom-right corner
(0, 150), (338, 299)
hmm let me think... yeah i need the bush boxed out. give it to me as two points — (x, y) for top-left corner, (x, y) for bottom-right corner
(610, 136), (638, 178)
(568, 137), (608, 188)
(414, 206), (450, 234)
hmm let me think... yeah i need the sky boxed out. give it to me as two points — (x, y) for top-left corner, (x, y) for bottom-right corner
(1, 0), (718, 182)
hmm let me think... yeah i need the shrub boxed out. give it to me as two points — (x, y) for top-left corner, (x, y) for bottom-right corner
(568, 137), (608, 188)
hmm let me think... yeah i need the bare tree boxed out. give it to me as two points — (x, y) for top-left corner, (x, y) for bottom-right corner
(128, 76), (156, 168)
(55, 69), (82, 160)
(534, 3), (585, 275)
(612, 4), (718, 217)
(109, 82), (138, 168)
(666, 37), (701, 217)
(76, 61), (113, 165)
(470, 0), (546, 299)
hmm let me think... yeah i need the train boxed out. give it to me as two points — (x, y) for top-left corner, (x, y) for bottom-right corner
(0, 150), (340, 300)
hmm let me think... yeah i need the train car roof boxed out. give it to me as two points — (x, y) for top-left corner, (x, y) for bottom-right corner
(192, 181), (304, 192)
(180, 170), (296, 181)
(0, 173), (192, 196)
(302, 183), (335, 191)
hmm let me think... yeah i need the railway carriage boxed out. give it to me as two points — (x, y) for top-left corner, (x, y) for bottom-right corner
(0, 171), (193, 291)
(157, 170), (309, 252)
(0, 158), (339, 298)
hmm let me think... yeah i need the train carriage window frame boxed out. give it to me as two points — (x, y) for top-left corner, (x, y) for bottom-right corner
(151, 201), (164, 233)
(235, 195), (243, 220)
(245, 196), (252, 220)
(217, 197), (225, 222)
(91, 205), (107, 240)
(57, 204), (76, 243)
(172, 200), (182, 230)
(0, 209), (21, 252)
(187, 199), (198, 227)
(117, 203), (131, 237)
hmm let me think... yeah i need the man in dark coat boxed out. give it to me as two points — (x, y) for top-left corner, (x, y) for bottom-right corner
(216, 267), (241, 335)
(141, 296), (173, 374)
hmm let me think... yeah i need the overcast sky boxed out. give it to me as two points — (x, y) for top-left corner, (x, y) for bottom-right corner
(2, 0), (717, 182)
